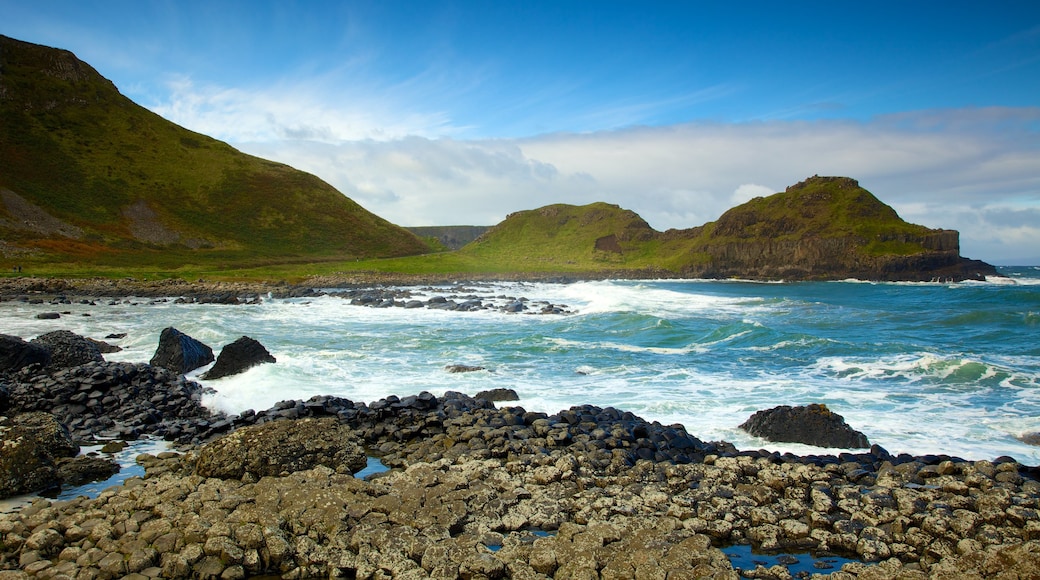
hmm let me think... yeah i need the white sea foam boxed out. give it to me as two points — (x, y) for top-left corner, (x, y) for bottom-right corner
(2, 277), (1039, 464)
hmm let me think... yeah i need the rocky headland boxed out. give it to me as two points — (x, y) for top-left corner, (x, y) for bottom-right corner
(2, 319), (1040, 578)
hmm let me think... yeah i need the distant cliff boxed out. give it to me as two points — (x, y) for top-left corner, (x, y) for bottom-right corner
(407, 226), (489, 251)
(670, 176), (997, 281)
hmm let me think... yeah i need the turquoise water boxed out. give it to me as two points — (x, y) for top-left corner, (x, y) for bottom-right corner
(2, 266), (1038, 462)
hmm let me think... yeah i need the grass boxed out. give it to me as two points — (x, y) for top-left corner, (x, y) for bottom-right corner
(0, 35), (430, 266)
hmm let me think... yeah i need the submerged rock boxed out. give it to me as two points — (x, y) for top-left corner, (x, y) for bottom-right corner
(200, 335), (276, 380)
(739, 403), (870, 449)
(149, 326), (214, 374)
(446, 364), (487, 374)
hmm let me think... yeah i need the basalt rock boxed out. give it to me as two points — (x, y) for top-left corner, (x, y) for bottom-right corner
(739, 403), (870, 449)
(0, 412), (79, 498)
(149, 326), (214, 374)
(199, 336), (276, 380)
(476, 388), (520, 402)
(4, 360), (217, 443)
(194, 417), (367, 479)
(29, 330), (103, 369)
(0, 333), (50, 372)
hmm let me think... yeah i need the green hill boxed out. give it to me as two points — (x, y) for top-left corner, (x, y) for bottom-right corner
(0, 35), (429, 271)
(453, 177), (996, 281)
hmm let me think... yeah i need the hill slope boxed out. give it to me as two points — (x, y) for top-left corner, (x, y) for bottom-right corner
(0, 35), (429, 268)
(461, 177), (997, 281)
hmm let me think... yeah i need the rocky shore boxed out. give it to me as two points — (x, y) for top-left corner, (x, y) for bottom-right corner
(2, 282), (1040, 578)
(3, 379), (1040, 578)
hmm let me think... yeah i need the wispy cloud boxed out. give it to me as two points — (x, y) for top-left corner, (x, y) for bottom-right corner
(232, 107), (1040, 263)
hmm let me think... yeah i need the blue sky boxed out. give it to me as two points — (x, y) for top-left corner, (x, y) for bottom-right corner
(3, 1), (1040, 263)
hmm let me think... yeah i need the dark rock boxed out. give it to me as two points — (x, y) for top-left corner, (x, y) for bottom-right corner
(35, 312), (61, 319)
(88, 337), (123, 354)
(446, 364), (487, 374)
(200, 336), (276, 380)
(0, 333), (51, 372)
(56, 454), (120, 486)
(104, 333), (127, 339)
(476, 388), (520, 402)
(194, 417), (367, 479)
(149, 327), (214, 374)
(739, 403), (870, 449)
(30, 330), (104, 369)
(1018, 432), (1040, 446)
(0, 412), (80, 498)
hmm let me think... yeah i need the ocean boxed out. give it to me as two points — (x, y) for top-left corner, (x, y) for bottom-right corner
(2, 266), (1038, 464)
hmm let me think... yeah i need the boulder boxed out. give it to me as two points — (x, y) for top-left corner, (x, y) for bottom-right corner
(30, 330), (105, 369)
(200, 336), (276, 380)
(739, 403), (870, 449)
(476, 388), (520, 402)
(56, 454), (120, 486)
(0, 412), (80, 498)
(0, 333), (51, 372)
(194, 417), (367, 479)
(149, 327), (214, 374)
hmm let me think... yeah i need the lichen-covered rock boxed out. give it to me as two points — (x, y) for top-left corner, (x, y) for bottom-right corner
(199, 336), (275, 380)
(739, 403), (870, 448)
(0, 412), (79, 498)
(29, 330), (103, 369)
(194, 417), (367, 479)
(149, 326), (214, 374)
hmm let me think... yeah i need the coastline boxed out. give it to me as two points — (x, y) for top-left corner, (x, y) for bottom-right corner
(2, 388), (1039, 578)
(3, 274), (1040, 577)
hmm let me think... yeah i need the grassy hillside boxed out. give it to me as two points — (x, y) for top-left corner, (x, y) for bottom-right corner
(457, 202), (666, 272)
(0, 35), (429, 270)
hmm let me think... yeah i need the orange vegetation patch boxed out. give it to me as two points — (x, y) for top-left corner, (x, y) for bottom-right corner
(29, 238), (119, 258)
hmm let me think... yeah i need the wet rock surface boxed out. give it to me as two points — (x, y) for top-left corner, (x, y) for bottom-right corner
(740, 403), (871, 449)
(199, 336), (275, 380)
(149, 327), (214, 374)
(0, 334), (50, 373)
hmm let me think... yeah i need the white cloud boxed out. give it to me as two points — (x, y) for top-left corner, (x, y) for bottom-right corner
(149, 76), (459, 142)
(203, 107), (1040, 264)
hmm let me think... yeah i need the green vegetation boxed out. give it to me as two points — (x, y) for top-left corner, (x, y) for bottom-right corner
(0, 36), (970, 283)
(0, 35), (430, 271)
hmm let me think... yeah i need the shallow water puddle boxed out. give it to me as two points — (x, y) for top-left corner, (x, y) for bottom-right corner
(355, 455), (390, 479)
(722, 543), (866, 577)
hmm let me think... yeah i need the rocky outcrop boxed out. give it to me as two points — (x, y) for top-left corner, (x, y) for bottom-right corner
(0, 412), (79, 498)
(29, 330), (103, 369)
(4, 361), (216, 442)
(199, 336), (275, 380)
(149, 327), (214, 374)
(676, 176), (1000, 282)
(0, 333), (50, 372)
(739, 403), (870, 449)
(194, 417), (367, 480)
